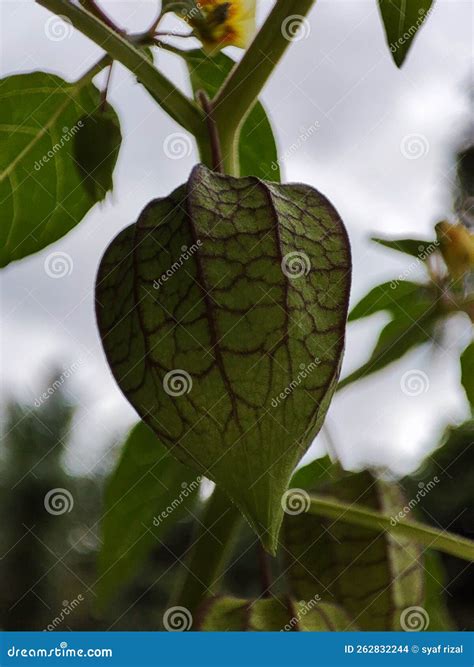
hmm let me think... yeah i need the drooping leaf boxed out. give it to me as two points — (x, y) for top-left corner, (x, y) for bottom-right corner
(74, 108), (121, 201)
(96, 164), (351, 553)
(0, 72), (121, 266)
(340, 291), (440, 389)
(196, 596), (356, 631)
(98, 421), (200, 604)
(183, 50), (280, 181)
(460, 341), (474, 411)
(371, 236), (438, 259)
(377, 0), (434, 67)
(284, 471), (424, 630)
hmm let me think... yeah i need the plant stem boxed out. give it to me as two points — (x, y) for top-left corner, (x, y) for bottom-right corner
(36, 0), (204, 138)
(213, 0), (317, 174)
(172, 487), (242, 615)
(196, 91), (223, 173)
(308, 494), (474, 562)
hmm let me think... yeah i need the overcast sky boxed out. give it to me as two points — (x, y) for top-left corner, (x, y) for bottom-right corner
(1, 0), (472, 476)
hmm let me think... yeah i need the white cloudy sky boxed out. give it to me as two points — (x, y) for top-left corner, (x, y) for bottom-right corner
(1, 0), (472, 476)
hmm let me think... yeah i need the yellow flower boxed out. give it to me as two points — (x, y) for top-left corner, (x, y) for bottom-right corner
(435, 220), (474, 280)
(186, 0), (256, 54)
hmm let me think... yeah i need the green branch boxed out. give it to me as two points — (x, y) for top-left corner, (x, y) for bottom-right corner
(35, 0), (204, 138)
(308, 494), (474, 562)
(212, 0), (317, 174)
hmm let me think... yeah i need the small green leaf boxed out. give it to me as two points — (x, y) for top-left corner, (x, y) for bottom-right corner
(460, 341), (474, 411)
(372, 236), (439, 259)
(284, 472), (425, 630)
(196, 596), (356, 631)
(96, 164), (351, 553)
(377, 0), (434, 67)
(74, 108), (121, 201)
(183, 50), (280, 181)
(0, 72), (121, 266)
(341, 296), (440, 389)
(98, 421), (199, 604)
(290, 455), (337, 489)
(348, 280), (427, 322)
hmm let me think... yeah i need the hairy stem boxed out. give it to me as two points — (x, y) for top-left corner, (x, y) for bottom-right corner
(36, 0), (204, 138)
(308, 494), (474, 562)
(213, 0), (317, 174)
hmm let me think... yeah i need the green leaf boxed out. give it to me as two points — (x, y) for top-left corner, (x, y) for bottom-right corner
(196, 596), (356, 631)
(460, 341), (474, 411)
(340, 296), (440, 389)
(74, 108), (121, 201)
(372, 236), (439, 259)
(0, 72), (121, 266)
(96, 164), (351, 553)
(348, 280), (427, 322)
(183, 50), (280, 181)
(98, 421), (199, 604)
(422, 551), (455, 630)
(284, 472), (425, 630)
(290, 455), (337, 489)
(377, 0), (434, 67)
